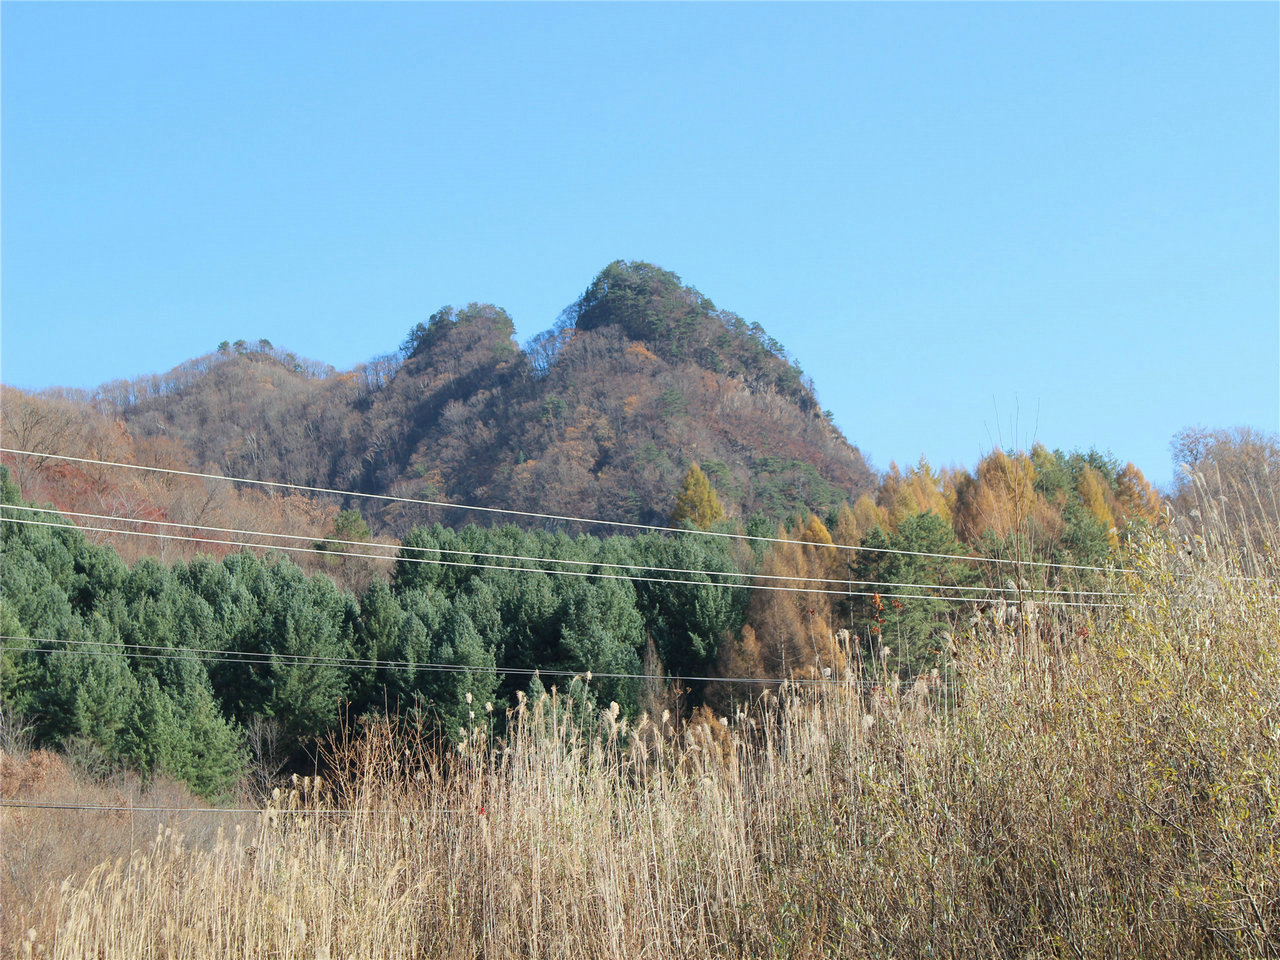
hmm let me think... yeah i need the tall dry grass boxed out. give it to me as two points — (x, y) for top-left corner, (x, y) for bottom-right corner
(9, 527), (1279, 959)
(0, 747), (244, 954)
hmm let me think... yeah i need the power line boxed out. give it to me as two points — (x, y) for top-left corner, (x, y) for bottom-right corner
(0, 800), (458, 815)
(0, 519), (1121, 609)
(0, 635), (957, 689)
(2, 514), (1122, 607)
(0, 447), (1136, 575)
(0, 503), (1134, 599)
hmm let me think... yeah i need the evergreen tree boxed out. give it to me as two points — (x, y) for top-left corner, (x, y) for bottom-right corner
(631, 533), (747, 685)
(851, 511), (976, 677)
(422, 607), (499, 738)
(121, 669), (245, 800)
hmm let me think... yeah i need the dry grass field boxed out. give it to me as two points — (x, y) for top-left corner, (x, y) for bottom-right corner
(3, 513), (1277, 959)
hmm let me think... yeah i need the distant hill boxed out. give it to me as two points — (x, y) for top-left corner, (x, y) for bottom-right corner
(12, 262), (876, 535)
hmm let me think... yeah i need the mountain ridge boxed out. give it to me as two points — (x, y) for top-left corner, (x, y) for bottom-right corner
(18, 261), (877, 535)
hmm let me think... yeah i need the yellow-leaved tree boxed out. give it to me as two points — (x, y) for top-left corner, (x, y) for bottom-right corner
(716, 515), (847, 696)
(877, 457), (956, 531)
(670, 463), (726, 529)
(1077, 465), (1119, 550)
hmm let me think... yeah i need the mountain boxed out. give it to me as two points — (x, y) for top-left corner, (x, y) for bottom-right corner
(5, 262), (876, 536)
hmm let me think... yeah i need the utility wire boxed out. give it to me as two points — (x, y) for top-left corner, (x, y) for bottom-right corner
(0, 800), (458, 816)
(0, 514), (1122, 607)
(0, 503), (1134, 599)
(0, 448), (1137, 574)
(0, 635), (957, 689)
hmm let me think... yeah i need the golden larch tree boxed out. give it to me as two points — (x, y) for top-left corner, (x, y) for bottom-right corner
(670, 462), (726, 529)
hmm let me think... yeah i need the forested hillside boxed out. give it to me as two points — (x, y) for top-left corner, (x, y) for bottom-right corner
(7, 261), (872, 535)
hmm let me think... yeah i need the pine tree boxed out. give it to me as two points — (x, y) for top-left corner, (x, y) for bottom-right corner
(851, 511), (975, 677)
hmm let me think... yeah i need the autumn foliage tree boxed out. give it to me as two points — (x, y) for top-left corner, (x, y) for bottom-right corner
(876, 457), (957, 530)
(717, 514), (847, 700)
(945, 445), (1165, 579)
(952, 449), (1047, 548)
(670, 463), (726, 529)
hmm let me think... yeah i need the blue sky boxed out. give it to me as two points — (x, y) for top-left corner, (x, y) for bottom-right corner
(3, 2), (1276, 490)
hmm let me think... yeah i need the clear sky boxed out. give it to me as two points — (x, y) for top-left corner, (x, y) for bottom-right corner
(2, 2), (1276, 491)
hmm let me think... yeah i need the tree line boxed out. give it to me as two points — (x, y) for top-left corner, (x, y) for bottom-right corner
(1, 467), (747, 798)
(0, 432), (1181, 801)
(6, 415), (1277, 803)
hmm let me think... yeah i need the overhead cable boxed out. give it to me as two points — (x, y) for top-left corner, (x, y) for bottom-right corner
(0, 514), (1122, 608)
(0, 503), (1134, 599)
(0, 448), (1137, 574)
(0, 635), (958, 689)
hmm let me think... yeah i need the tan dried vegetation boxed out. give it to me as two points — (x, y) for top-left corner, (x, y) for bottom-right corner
(3, 507), (1277, 959)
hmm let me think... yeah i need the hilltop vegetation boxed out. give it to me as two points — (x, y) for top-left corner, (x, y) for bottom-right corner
(1, 257), (1184, 585)
(8, 261), (871, 535)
